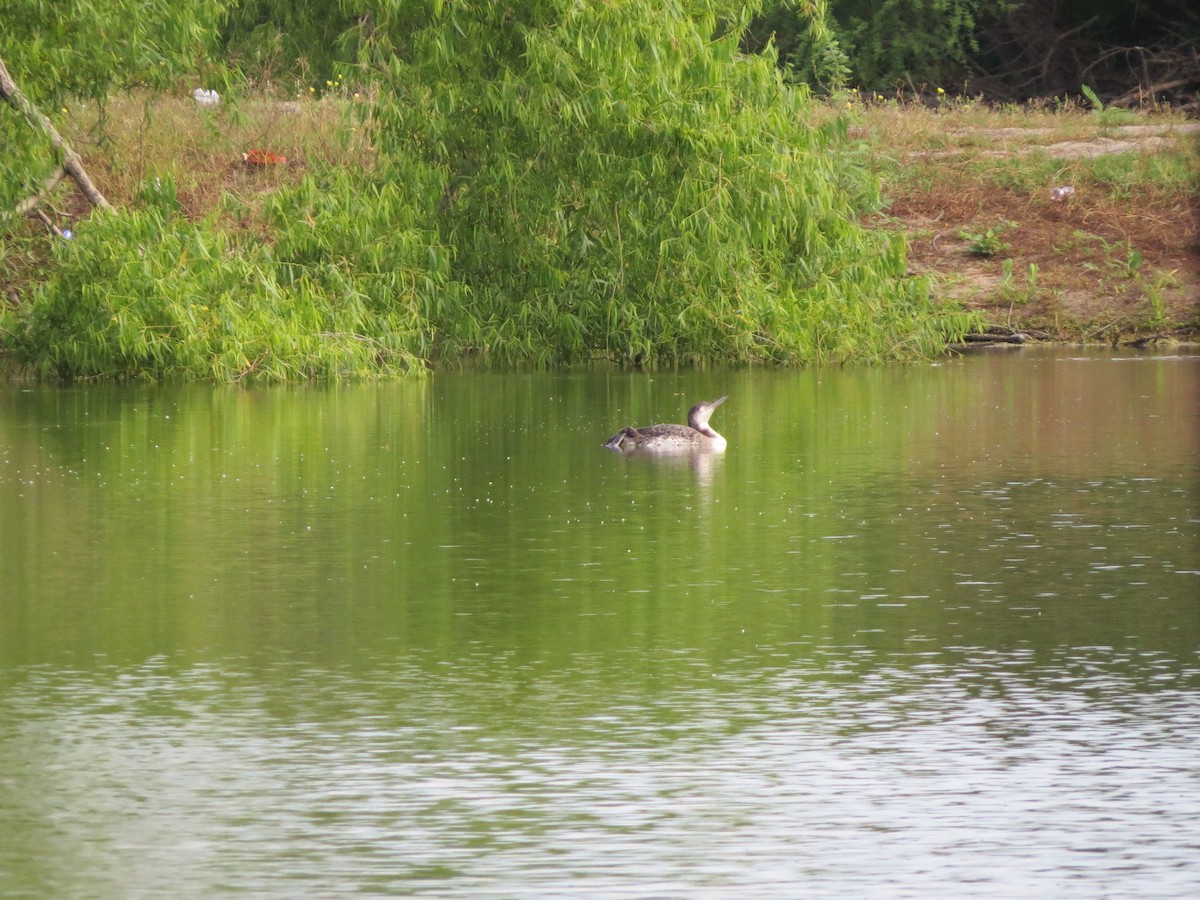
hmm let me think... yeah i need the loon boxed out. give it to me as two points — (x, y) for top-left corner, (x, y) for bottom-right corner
(604, 396), (728, 453)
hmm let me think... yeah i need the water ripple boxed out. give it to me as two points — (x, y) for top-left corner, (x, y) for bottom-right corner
(3, 646), (1199, 897)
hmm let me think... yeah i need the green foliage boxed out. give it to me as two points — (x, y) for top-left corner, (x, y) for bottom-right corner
(0, 1), (231, 106)
(0, 101), (53, 214)
(1076, 232), (1144, 279)
(749, 0), (851, 91)
(959, 221), (1016, 257)
(1140, 273), (1177, 332)
(998, 258), (1039, 307)
(5, 0), (980, 380)
(0, 0), (232, 212)
(1080, 82), (1139, 131)
(839, 0), (987, 87)
(2, 172), (447, 380)
(219, 0), (361, 87)
(364, 0), (973, 366)
(748, 0), (1018, 90)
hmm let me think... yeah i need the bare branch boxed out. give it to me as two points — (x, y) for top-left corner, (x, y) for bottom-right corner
(14, 167), (68, 216)
(0, 52), (113, 212)
(31, 207), (64, 236)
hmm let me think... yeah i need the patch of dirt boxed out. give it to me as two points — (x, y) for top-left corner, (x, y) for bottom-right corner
(877, 125), (1200, 340)
(905, 123), (1200, 159)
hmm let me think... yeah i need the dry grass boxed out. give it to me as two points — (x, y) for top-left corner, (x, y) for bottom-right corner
(64, 91), (373, 219)
(849, 98), (1199, 338)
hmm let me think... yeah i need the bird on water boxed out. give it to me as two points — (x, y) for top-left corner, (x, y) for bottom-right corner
(603, 396), (728, 453)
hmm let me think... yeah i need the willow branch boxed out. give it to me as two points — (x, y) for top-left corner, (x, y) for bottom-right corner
(0, 52), (112, 212)
(14, 166), (68, 216)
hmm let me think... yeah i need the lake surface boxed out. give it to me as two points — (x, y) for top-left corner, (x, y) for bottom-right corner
(2, 347), (1198, 897)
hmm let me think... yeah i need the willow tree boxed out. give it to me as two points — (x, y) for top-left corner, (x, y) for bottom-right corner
(362, 0), (974, 364)
(5, 0), (976, 381)
(0, 0), (230, 224)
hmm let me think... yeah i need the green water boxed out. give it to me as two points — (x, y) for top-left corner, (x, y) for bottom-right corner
(2, 348), (1198, 896)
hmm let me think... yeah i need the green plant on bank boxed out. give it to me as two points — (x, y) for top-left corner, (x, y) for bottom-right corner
(1080, 83), (1138, 133)
(2, 0), (979, 380)
(1140, 272), (1177, 331)
(998, 258), (1039, 307)
(998, 256), (1014, 288)
(858, 97), (1194, 206)
(1056, 229), (1178, 331)
(1075, 231), (1144, 279)
(1084, 148), (1197, 205)
(744, 0), (1019, 93)
(352, 0), (975, 368)
(4, 172), (445, 380)
(960, 221), (1016, 257)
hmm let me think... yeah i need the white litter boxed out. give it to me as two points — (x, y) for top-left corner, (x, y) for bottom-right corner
(193, 88), (220, 108)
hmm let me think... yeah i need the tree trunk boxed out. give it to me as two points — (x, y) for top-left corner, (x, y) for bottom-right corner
(0, 52), (113, 212)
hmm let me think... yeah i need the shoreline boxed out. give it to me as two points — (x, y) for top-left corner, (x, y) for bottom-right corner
(860, 105), (1199, 343)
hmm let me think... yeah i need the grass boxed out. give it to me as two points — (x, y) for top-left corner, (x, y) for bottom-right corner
(846, 92), (1199, 339)
(65, 88), (373, 221)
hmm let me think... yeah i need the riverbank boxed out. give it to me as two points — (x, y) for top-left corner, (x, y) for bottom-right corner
(855, 101), (1198, 342)
(4, 93), (1198, 365)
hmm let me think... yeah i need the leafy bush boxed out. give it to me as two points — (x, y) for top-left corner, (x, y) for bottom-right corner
(219, 0), (362, 87)
(748, 0), (1018, 91)
(3, 172), (447, 380)
(365, 0), (974, 366)
(4, 0), (979, 380)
